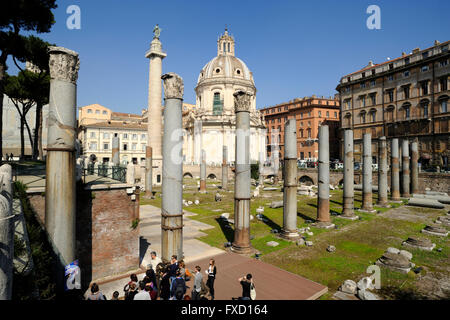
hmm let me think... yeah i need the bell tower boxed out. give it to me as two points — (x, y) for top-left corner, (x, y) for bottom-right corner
(217, 28), (235, 56)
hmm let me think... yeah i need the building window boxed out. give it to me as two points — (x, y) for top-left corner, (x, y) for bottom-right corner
(334, 112), (337, 118)
(326, 111), (329, 118)
(370, 111), (376, 122)
(441, 99), (448, 113)
(360, 82), (366, 89)
(102, 110), (107, 115)
(421, 66), (429, 72)
(89, 143), (97, 151)
(404, 57), (410, 64)
(370, 94), (376, 105)
(422, 51), (429, 59)
(300, 113), (303, 119)
(421, 81), (429, 95)
(132, 134), (138, 140)
(213, 92), (223, 115)
(141, 144), (146, 152)
(346, 87), (351, 93)
(387, 90), (394, 103)
(141, 134), (146, 140)
(103, 143), (109, 150)
(123, 133), (128, 139)
(360, 96), (366, 107)
(307, 129), (311, 138)
(440, 77), (448, 91)
(404, 71), (410, 77)
(300, 129), (304, 138)
(90, 132), (96, 138)
(347, 100), (351, 110)
(361, 112), (366, 124)
(403, 86), (410, 99)
(103, 132), (110, 139)
(87, 109), (93, 114)
(370, 80), (376, 87)
(95, 110), (100, 114)
(132, 143), (137, 151)
(421, 100), (429, 117)
(123, 144), (128, 151)
(440, 59), (449, 67)
(404, 106), (410, 119)
(388, 75), (394, 81)
(318, 111), (321, 117)
(308, 111), (311, 117)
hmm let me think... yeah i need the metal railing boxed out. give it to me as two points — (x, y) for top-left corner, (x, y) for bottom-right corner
(83, 164), (127, 183)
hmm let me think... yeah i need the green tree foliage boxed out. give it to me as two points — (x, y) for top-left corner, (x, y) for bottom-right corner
(0, 0), (57, 161)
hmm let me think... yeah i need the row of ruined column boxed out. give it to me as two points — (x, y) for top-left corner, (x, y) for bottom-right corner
(342, 131), (420, 218)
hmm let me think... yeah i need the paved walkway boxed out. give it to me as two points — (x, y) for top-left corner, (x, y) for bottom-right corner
(139, 205), (224, 267)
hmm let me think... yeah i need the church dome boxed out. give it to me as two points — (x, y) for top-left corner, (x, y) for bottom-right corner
(196, 29), (254, 86)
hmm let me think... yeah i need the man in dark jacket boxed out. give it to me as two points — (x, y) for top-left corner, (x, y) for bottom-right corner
(170, 270), (186, 300)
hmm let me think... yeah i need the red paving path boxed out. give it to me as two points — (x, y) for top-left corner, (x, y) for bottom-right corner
(186, 252), (327, 300)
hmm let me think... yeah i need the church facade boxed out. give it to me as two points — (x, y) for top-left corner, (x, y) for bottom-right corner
(183, 30), (267, 165)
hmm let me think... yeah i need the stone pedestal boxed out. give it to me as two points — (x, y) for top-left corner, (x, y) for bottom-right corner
(161, 73), (184, 262)
(231, 91), (254, 254)
(45, 47), (79, 268)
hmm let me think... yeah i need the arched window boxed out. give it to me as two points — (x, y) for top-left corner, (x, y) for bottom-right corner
(386, 106), (395, 122)
(227, 42), (230, 52)
(369, 109), (377, 122)
(300, 129), (304, 138)
(360, 111), (366, 124)
(223, 42), (226, 53)
(402, 103), (411, 119)
(344, 113), (352, 127)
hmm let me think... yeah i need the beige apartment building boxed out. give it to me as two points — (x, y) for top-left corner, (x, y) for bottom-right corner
(336, 40), (450, 167)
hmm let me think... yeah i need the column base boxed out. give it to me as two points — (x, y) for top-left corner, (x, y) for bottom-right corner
(358, 206), (377, 213)
(401, 194), (411, 198)
(314, 221), (335, 229)
(376, 202), (390, 208)
(338, 215), (359, 220)
(280, 229), (300, 239)
(231, 244), (254, 255)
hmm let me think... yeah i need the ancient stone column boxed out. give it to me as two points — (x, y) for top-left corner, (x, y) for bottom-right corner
(411, 139), (419, 194)
(232, 91), (253, 254)
(391, 138), (401, 201)
(316, 125), (334, 228)
(161, 73), (184, 262)
(146, 31), (166, 186)
(273, 135), (280, 184)
(145, 146), (153, 197)
(342, 129), (357, 219)
(377, 136), (389, 207)
(222, 146), (228, 190)
(45, 47), (79, 267)
(401, 139), (410, 198)
(126, 162), (135, 185)
(0, 164), (13, 300)
(199, 150), (207, 193)
(281, 119), (299, 238)
(361, 133), (375, 212)
(112, 134), (120, 166)
(258, 151), (264, 186)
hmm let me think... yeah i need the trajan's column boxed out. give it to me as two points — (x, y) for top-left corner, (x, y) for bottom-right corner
(145, 24), (166, 186)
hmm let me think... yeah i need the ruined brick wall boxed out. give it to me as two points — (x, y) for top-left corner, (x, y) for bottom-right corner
(77, 185), (140, 282)
(28, 193), (45, 225)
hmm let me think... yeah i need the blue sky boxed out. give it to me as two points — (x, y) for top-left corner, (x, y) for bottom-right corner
(7, 0), (450, 114)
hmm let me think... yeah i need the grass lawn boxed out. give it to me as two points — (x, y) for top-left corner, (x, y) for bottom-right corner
(141, 177), (450, 300)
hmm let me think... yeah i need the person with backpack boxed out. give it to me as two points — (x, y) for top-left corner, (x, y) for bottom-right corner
(170, 270), (187, 300)
(205, 259), (217, 300)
